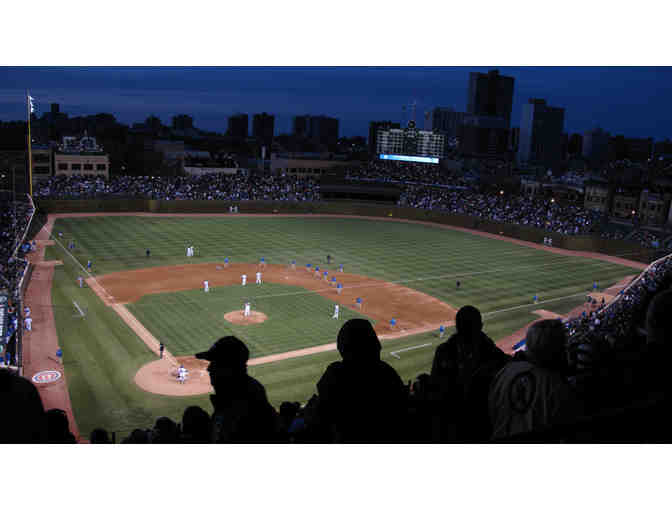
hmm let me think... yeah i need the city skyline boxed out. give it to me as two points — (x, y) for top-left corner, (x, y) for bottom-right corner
(1, 66), (671, 140)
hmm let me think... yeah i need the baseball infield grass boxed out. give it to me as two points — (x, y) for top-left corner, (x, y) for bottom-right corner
(44, 215), (636, 439)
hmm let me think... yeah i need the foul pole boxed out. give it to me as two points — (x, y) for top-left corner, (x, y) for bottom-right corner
(26, 90), (33, 197)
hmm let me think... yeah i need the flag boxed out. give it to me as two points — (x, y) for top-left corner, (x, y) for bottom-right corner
(28, 94), (35, 113)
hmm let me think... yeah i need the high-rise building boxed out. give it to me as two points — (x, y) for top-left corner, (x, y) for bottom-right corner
(293, 116), (310, 137)
(458, 115), (509, 158)
(430, 107), (465, 138)
(252, 113), (275, 146)
(172, 114), (194, 131)
(582, 128), (611, 166)
(376, 121), (446, 158)
(517, 99), (565, 168)
(308, 115), (339, 147)
(369, 121), (400, 155)
(228, 113), (249, 139)
(467, 69), (515, 127)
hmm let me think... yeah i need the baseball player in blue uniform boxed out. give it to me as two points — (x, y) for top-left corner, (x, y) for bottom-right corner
(87, 260), (92, 270)
(224, 257), (229, 268)
(533, 294), (538, 304)
(323, 270), (329, 281)
(337, 282), (343, 295)
(260, 257), (266, 269)
(314, 266), (320, 278)
(306, 263), (312, 273)
(291, 260), (296, 270)
(356, 297), (362, 309)
(339, 263), (344, 273)
(593, 281), (598, 291)
(390, 318), (397, 328)
(439, 325), (446, 339)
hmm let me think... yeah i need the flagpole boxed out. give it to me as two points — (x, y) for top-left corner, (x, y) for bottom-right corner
(26, 90), (33, 197)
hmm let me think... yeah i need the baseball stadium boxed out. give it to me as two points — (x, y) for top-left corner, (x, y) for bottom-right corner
(4, 174), (672, 443)
(3, 80), (672, 443)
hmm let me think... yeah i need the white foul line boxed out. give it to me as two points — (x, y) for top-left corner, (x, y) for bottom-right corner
(390, 342), (433, 359)
(73, 301), (85, 318)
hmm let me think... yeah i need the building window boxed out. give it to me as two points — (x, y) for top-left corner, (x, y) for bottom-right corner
(58, 163), (68, 170)
(97, 164), (106, 170)
(71, 164), (81, 170)
(84, 164), (94, 170)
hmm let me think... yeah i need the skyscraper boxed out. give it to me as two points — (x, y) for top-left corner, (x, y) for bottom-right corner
(517, 99), (565, 168)
(582, 128), (610, 166)
(467, 69), (515, 127)
(308, 115), (339, 147)
(228, 113), (249, 139)
(430, 107), (465, 138)
(293, 116), (310, 137)
(253, 113), (275, 146)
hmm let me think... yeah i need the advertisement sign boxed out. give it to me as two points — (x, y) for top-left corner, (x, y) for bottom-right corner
(379, 154), (439, 164)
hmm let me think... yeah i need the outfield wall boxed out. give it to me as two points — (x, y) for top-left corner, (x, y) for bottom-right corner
(36, 199), (659, 263)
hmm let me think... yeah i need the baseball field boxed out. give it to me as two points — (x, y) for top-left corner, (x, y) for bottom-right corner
(35, 213), (642, 439)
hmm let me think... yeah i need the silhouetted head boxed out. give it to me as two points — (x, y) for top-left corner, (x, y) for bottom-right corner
(0, 368), (47, 443)
(337, 319), (381, 363)
(646, 289), (672, 347)
(455, 305), (483, 337)
(196, 336), (250, 389)
(152, 416), (179, 443)
(525, 319), (567, 370)
(46, 408), (74, 443)
(90, 428), (110, 444)
(181, 406), (211, 442)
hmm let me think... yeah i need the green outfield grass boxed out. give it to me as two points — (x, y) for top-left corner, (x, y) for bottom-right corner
(43, 215), (638, 439)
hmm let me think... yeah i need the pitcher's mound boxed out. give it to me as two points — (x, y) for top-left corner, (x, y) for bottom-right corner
(224, 310), (268, 325)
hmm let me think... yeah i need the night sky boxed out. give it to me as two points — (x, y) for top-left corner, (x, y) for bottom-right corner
(1, 66), (671, 140)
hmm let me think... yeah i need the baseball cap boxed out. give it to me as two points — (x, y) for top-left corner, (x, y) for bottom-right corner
(195, 336), (249, 366)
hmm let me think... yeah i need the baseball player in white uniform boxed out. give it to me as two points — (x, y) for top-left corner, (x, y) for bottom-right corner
(24, 317), (33, 331)
(177, 365), (187, 384)
(203, 280), (209, 292)
(332, 304), (339, 319)
(186, 246), (191, 257)
(244, 301), (251, 317)
(241, 274), (247, 286)
(256, 271), (262, 284)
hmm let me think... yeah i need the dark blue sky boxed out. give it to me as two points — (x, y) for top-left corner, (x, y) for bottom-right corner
(1, 66), (671, 140)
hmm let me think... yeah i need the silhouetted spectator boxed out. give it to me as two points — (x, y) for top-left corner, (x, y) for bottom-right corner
(196, 336), (278, 443)
(180, 406), (211, 443)
(314, 319), (407, 443)
(430, 305), (510, 441)
(45, 409), (77, 443)
(151, 416), (179, 444)
(121, 429), (151, 444)
(278, 401), (301, 439)
(0, 368), (47, 443)
(90, 428), (111, 444)
(488, 320), (583, 440)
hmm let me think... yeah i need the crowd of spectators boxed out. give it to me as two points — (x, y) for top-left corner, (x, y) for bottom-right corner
(34, 174), (321, 202)
(345, 161), (472, 188)
(0, 199), (34, 368)
(399, 185), (604, 235)
(629, 228), (662, 248)
(4, 252), (671, 443)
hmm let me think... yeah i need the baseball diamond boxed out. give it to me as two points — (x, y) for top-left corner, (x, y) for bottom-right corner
(27, 212), (645, 439)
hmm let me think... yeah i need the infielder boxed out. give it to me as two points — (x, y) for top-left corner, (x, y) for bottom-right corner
(306, 263), (312, 273)
(314, 266), (320, 278)
(203, 280), (209, 292)
(260, 257), (266, 268)
(323, 270), (329, 281)
(291, 260), (296, 270)
(439, 325), (446, 339)
(224, 257), (229, 268)
(337, 283), (343, 295)
(339, 263), (344, 273)
(241, 274), (247, 286)
(356, 297), (362, 309)
(256, 271), (262, 285)
(244, 301), (251, 317)
(332, 304), (339, 319)
(177, 365), (187, 384)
